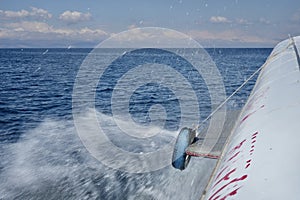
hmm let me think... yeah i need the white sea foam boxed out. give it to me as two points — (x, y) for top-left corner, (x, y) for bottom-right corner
(0, 109), (216, 200)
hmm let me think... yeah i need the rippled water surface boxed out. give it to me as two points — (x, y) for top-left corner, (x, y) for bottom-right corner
(0, 48), (271, 199)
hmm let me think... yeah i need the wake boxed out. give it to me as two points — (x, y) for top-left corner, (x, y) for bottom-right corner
(0, 109), (215, 200)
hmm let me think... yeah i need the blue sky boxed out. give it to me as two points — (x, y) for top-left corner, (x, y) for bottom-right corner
(0, 0), (299, 47)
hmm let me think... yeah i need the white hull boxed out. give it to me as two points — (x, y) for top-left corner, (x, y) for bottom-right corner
(203, 36), (300, 200)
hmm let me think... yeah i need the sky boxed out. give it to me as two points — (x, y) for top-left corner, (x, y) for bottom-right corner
(0, 0), (299, 48)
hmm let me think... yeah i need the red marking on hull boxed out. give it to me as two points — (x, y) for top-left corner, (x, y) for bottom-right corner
(215, 166), (229, 182)
(209, 131), (260, 199)
(212, 169), (236, 189)
(209, 175), (248, 200)
(241, 114), (250, 123)
(252, 132), (258, 136)
(220, 187), (242, 200)
(245, 86), (268, 111)
(229, 139), (246, 154)
(227, 151), (240, 162)
(240, 106), (264, 125)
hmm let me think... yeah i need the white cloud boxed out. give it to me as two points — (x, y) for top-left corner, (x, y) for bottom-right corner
(0, 21), (108, 46)
(210, 16), (231, 23)
(30, 7), (52, 19)
(188, 29), (276, 47)
(100, 28), (200, 48)
(6, 21), (52, 33)
(0, 9), (29, 18)
(0, 7), (52, 19)
(236, 18), (252, 25)
(128, 24), (137, 30)
(59, 11), (91, 23)
(259, 18), (270, 25)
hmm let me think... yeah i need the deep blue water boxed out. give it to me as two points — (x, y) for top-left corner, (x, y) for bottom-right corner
(0, 48), (272, 200)
(0, 48), (271, 143)
(0, 48), (88, 142)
